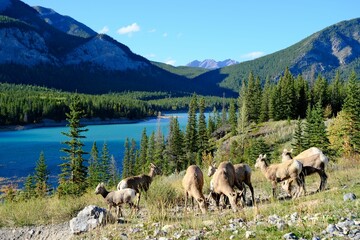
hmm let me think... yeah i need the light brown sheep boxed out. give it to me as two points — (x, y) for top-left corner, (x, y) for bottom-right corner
(117, 163), (162, 207)
(182, 165), (207, 214)
(281, 147), (328, 192)
(95, 182), (136, 217)
(208, 162), (254, 206)
(254, 154), (305, 198)
(210, 161), (238, 212)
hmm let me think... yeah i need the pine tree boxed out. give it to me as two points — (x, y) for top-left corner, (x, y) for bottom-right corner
(221, 93), (227, 125)
(294, 75), (309, 118)
(207, 111), (216, 136)
(329, 71), (344, 116)
(59, 95), (88, 196)
(342, 70), (360, 154)
(292, 117), (305, 155)
(23, 174), (36, 199)
(146, 131), (155, 167)
(259, 77), (271, 122)
(313, 75), (328, 108)
(279, 67), (296, 119)
(34, 151), (49, 197)
(129, 139), (137, 176)
(108, 155), (119, 187)
(197, 98), (208, 154)
(100, 142), (111, 183)
(122, 138), (131, 179)
(185, 93), (198, 162)
(87, 142), (100, 187)
(228, 99), (237, 135)
(137, 128), (148, 174)
(304, 102), (330, 153)
(165, 117), (185, 173)
(237, 94), (250, 155)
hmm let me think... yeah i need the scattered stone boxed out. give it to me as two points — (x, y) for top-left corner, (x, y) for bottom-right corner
(69, 205), (110, 234)
(119, 233), (128, 240)
(291, 212), (299, 221)
(162, 224), (177, 233)
(245, 230), (256, 238)
(173, 232), (182, 239)
(326, 224), (339, 233)
(283, 232), (298, 239)
(159, 237), (169, 240)
(188, 236), (200, 240)
(277, 220), (287, 230)
(344, 193), (357, 201)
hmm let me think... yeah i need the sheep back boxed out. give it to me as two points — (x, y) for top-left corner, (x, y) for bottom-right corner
(212, 161), (235, 194)
(271, 159), (302, 182)
(182, 165), (204, 194)
(294, 147), (328, 169)
(117, 174), (152, 192)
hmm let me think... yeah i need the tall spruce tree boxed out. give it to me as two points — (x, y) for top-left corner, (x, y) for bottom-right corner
(228, 99), (237, 136)
(59, 95), (88, 196)
(279, 67), (296, 119)
(34, 151), (49, 197)
(100, 142), (111, 183)
(146, 131), (155, 167)
(108, 155), (119, 187)
(185, 93), (198, 162)
(23, 174), (36, 199)
(198, 97), (208, 154)
(294, 75), (309, 118)
(342, 70), (360, 154)
(122, 138), (131, 178)
(329, 71), (344, 116)
(292, 117), (305, 155)
(166, 117), (185, 172)
(259, 77), (271, 122)
(87, 142), (100, 188)
(313, 75), (328, 108)
(137, 128), (148, 174)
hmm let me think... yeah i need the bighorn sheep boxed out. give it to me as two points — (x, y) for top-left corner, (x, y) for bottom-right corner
(208, 162), (254, 206)
(117, 163), (162, 207)
(182, 165), (207, 214)
(281, 147), (328, 192)
(254, 154), (305, 198)
(95, 182), (136, 217)
(210, 161), (238, 212)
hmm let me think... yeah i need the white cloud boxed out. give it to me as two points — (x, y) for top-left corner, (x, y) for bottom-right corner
(117, 23), (140, 35)
(98, 26), (109, 34)
(163, 32), (168, 37)
(240, 51), (265, 60)
(165, 58), (176, 66)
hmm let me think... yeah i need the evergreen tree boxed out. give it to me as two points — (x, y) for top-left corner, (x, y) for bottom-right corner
(342, 70), (360, 154)
(129, 139), (137, 176)
(122, 138), (131, 179)
(279, 67), (296, 119)
(207, 111), (216, 136)
(23, 174), (36, 199)
(292, 117), (305, 155)
(100, 142), (111, 183)
(154, 132), (165, 169)
(294, 75), (309, 118)
(304, 102), (330, 152)
(109, 155), (119, 187)
(197, 98), (208, 154)
(221, 93), (227, 125)
(185, 93), (198, 162)
(165, 117), (185, 173)
(34, 151), (49, 197)
(59, 95), (88, 196)
(228, 99), (237, 135)
(146, 131), (156, 167)
(313, 75), (328, 107)
(246, 72), (261, 122)
(137, 128), (148, 174)
(329, 71), (344, 116)
(259, 77), (271, 122)
(87, 142), (100, 187)
(237, 94), (250, 155)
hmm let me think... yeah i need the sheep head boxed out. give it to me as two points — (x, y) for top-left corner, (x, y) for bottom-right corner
(197, 197), (208, 214)
(150, 163), (162, 176)
(207, 162), (216, 177)
(254, 154), (267, 169)
(95, 182), (105, 194)
(282, 148), (293, 161)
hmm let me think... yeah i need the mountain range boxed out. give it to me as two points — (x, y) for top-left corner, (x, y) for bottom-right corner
(1, 0), (360, 95)
(186, 59), (239, 69)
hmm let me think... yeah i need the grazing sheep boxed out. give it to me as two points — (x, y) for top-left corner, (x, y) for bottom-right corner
(281, 147), (328, 193)
(210, 161), (238, 212)
(182, 165), (207, 214)
(95, 182), (136, 217)
(254, 154), (305, 199)
(208, 162), (254, 206)
(117, 163), (162, 208)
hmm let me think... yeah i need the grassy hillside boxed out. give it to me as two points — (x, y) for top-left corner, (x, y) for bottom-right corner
(151, 61), (209, 79)
(0, 120), (359, 239)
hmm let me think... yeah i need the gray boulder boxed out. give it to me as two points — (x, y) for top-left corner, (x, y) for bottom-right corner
(343, 193), (356, 201)
(69, 205), (113, 234)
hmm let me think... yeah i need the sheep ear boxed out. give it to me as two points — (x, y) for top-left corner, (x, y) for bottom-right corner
(259, 154), (263, 158)
(283, 148), (288, 153)
(100, 182), (104, 187)
(198, 198), (204, 203)
(150, 163), (155, 168)
(263, 154), (267, 158)
(211, 161), (216, 167)
(290, 149), (293, 153)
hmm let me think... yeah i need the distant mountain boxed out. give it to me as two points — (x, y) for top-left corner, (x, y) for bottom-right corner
(152, 61), (209, 79)
(0, 0), (233, 96)
(186, 59), (239, 69)
(33, 6), (97, 38)
(194, 18), (360, 92)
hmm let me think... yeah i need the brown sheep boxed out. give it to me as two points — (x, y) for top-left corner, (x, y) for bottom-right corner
(117, 163), (162, 207)
(95, 182), (136, 218)
(210, 161), (238, 212)
(255, 154), (305, 198)
(281, 147), (328, 193)
(182, 165), (207, 214)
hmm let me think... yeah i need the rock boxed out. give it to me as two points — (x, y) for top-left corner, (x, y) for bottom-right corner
(188, 236), (200, 240)
(343, 193), (357, 201)
(291, 212), (299, 221)
(203, 220), (216, 226)
(283, 232), (298, 239)
(69, 205), (111, 234)
(119, 233), (128, 240)
(277, 220), (287, 230)
(245, 230), (256, 238)
(162, 224), (177, 233)
(326, 224), (338, 233)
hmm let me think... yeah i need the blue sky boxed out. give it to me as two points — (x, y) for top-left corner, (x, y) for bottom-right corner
(22, 0), (360, 66)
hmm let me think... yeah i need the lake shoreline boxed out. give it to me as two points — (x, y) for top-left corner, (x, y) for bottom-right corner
(0, 117), (156, 132)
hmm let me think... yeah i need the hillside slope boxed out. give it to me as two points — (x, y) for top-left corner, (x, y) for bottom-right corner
(195, 18), (360, 92)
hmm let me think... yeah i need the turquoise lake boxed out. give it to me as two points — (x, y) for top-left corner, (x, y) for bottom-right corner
(0, 112), (194, 187)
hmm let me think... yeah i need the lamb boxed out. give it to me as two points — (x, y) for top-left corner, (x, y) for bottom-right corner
(281, 147), (328, 193)
(117, 163), (162, 207)
(254, 154), (305, 198)
(208, 162), (254, 206)
(182, 165), (207, 214)
(210, 161), (238, 212)
(95, 182), (136, 218)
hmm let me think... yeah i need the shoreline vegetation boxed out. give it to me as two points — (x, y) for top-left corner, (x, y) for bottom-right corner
(0, 117), (157, 132)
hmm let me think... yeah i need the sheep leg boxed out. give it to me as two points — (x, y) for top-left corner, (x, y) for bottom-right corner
(184, 191), (188, 212)
(211, 192), (220, 209)
(136, 192), (141, 208)
(318, 170), (328, 192)
(271, 182), (277, 198)
(247, 183), (255, 206)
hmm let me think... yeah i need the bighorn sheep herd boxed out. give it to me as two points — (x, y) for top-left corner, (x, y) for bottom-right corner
(94, 147), (329, 218)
